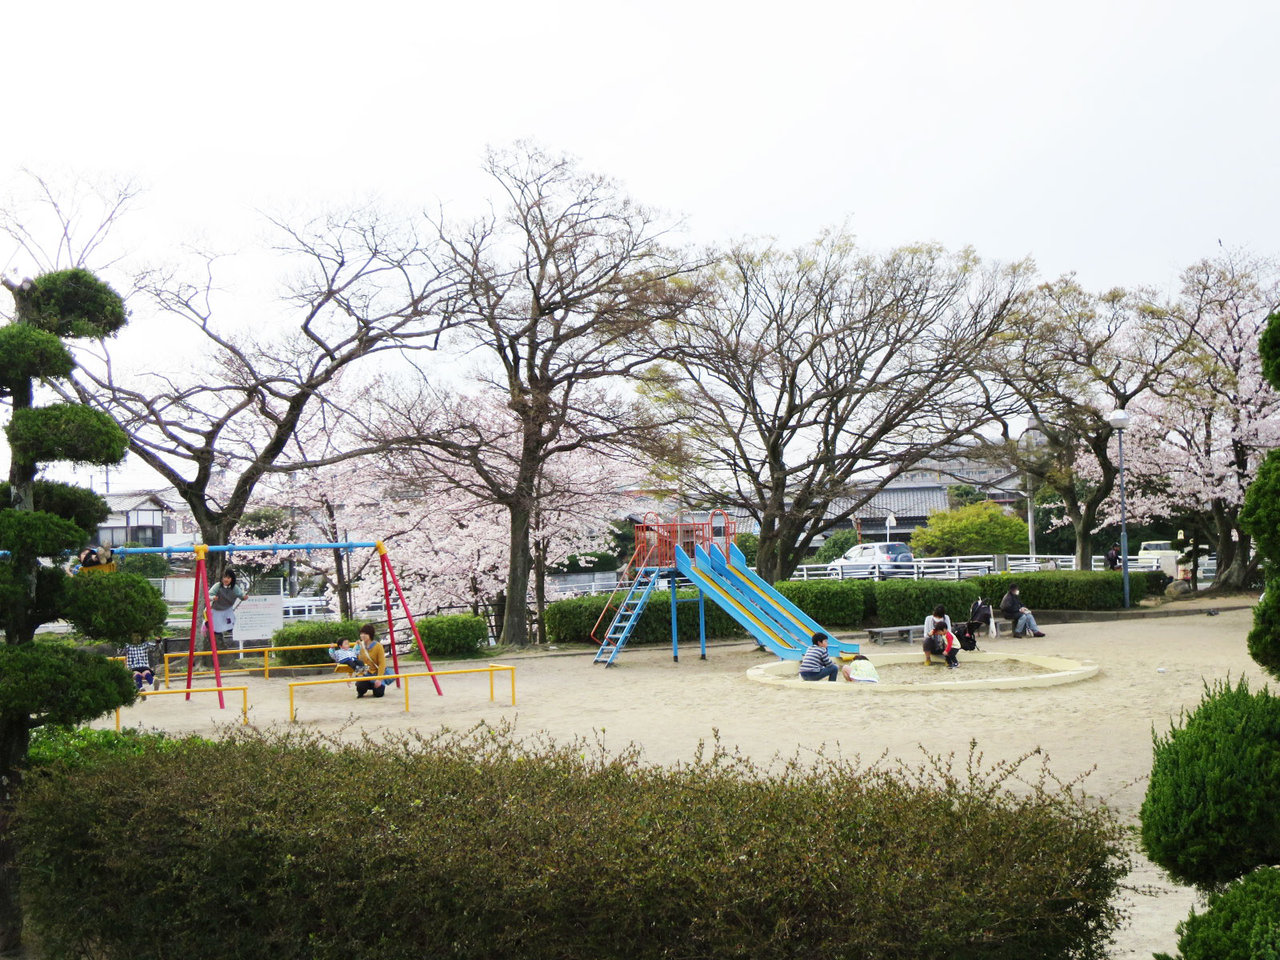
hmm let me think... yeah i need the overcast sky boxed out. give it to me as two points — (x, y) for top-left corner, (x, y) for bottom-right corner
(3, 0), (1278, 490)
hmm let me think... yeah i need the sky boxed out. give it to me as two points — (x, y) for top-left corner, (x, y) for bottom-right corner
(3, 0), (1278, 490)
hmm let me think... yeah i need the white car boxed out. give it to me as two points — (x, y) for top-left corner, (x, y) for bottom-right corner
(1137, 541), (1181, 577)
(827, 541), (915, 579)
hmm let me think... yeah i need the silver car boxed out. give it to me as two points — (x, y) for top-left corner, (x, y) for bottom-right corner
(827, 541), (915, 579)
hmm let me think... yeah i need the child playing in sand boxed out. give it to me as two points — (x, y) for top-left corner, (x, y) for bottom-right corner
(841, 654), (879, 683)
(923, 622), (960, 669)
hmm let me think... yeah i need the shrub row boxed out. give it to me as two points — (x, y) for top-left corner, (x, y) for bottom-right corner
(547, 570), (1143, 643)
(270, 614), (487, 666)
(17, 727), (1130, 960)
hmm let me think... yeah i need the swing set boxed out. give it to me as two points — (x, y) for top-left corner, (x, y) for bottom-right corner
(110, 539), (442, 709)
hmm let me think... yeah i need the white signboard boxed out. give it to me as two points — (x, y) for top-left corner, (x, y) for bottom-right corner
(233, 594), (284, 644)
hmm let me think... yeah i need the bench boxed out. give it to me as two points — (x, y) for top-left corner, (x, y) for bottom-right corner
(867, 624), (925, 645)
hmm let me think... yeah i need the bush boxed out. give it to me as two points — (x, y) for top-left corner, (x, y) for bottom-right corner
(26, 725), (207, 769)
(0, 643), (136, 727)
(1156, 867), (1280, 960)
(1140, 678), (1280, 889)
(773, 579), (865, 627)
(411, 614), (487, 659)
(1247, 582), (1280, 678)
(270, 620), (366, 666)
(868, 580), (977, 627)
(813, 529), (861, 563)
(61, 571), (168, 642)
(544, 591), (743, 645)
(966, 571), (1124, 613)
(16, 729), (1130, 960)
(909, 501), (1030, 557)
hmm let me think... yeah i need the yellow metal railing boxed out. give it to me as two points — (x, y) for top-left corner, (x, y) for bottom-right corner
(287, 665), (516, 722)
(162, 643), (370, 687)
(115, 685), (250, 730)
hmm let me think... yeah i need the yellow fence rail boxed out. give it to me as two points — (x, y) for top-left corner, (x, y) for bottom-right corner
(115, 686), (250, 730)
(161, 643), (365, 687)
(288, 665), (516, 722)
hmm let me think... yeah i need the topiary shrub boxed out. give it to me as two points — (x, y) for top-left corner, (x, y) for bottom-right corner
(0, 644), (136, 730)
(1155, 866), (1280, 960)
(270, 620), (366, 666)
(1140, 678), (1280, 889)
(411, 614), (487, 658)
(1247, 587), (1280, 678)
(61, 572), (168, 643)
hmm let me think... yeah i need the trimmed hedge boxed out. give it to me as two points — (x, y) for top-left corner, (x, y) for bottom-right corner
(544, 591), (744, 645)
(545, 570), (1135, 644)
(270, 620), (366, 666)
(410, 613), (487, 659)
(16, 728), (1130, 960)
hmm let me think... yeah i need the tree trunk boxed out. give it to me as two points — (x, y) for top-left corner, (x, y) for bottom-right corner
(0, 717), (31, 953)
(332, 547), (352, 621)
(533, 538), (547, 645)
(502, 501), (533, 646)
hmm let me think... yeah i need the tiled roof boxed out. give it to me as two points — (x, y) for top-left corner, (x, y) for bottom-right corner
(824, 485), (948, 521)
(101, 490), (171, 512)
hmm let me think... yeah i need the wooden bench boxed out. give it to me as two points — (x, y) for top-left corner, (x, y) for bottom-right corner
(867, 624), (925, 645)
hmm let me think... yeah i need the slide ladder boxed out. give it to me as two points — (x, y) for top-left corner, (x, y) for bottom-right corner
(593, 567), (662, 666)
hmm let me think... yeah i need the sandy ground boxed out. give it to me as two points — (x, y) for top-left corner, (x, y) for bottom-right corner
(107, 599), (1270, 960)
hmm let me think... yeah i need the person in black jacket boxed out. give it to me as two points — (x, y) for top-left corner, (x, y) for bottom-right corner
(999, 585), (1045, 638)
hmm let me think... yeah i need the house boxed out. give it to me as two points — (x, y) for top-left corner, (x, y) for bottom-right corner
(95, 491), (174, 547)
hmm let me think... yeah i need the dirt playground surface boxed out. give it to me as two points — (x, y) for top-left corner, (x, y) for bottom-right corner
(104, 597), (1268, 960)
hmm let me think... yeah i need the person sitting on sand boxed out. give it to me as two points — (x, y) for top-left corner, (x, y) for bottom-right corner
(799, 632), (839, 682)
(923, 604), (952, 636)
(841, 654), (879, 683)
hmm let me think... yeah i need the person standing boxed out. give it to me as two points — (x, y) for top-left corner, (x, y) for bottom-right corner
(1106, 543), (1121, 571)
(208, 568), (247, 653)
(799, 632), (839, 682)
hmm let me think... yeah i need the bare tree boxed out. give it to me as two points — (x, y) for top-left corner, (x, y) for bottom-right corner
(974, 277), (1193, 568)
(374, 145), (705, 645)
(62, 208), (455, 571)
(660, 232), (1030, 582)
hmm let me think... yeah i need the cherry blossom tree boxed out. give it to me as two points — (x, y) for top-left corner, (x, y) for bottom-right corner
(1091, 252), (1280, 588)
(397, 144), (703, 645)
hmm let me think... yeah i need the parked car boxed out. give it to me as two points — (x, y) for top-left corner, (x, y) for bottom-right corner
(827, 541), (915, 579)
(1137, 541), (1181, 578)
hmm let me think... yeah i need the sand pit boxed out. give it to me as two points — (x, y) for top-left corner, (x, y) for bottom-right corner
(102, 600), (1269, 960)
(748, 648), (1098, 689)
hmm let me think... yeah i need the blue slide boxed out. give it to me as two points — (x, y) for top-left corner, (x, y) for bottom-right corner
(673, 544), (856, 660)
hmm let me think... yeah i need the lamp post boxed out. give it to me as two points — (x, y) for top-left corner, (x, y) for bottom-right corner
(1106, 409), (1132, 608)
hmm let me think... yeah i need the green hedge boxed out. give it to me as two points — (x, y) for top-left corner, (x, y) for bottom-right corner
(772, 579), (865, 627)
(16, 729), (1130, 960)
(544, 591), (744, 645)
(545, 571), (1134, 644)
(270, 620), (366, 666)
(410, 614), (487, 659)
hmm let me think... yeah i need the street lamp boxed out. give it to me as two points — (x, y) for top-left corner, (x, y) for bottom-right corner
(1106, 409), (1132, 608)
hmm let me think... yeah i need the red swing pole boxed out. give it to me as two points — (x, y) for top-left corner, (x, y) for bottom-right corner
(186, 544), (226, 708)
(376, 543), (403, 687)
(378, 541), (442, 696)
